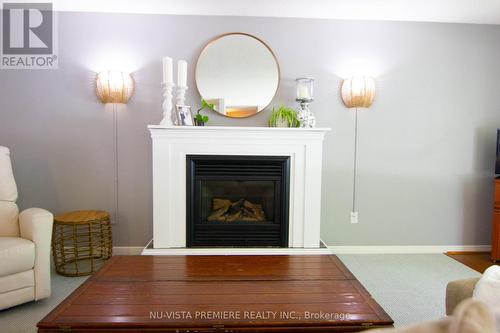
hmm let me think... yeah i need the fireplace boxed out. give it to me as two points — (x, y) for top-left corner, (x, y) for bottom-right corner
(148, 126), (329, 251)
(186, 155), (290, 247)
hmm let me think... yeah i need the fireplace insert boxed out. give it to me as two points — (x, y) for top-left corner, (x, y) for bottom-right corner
(186, 155), (290, 247)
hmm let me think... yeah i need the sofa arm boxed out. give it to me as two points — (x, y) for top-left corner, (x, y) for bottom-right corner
(19, 207), (53, 300)
(446, 277), (480, 315)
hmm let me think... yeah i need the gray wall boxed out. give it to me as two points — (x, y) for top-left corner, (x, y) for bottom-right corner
(1, 12), (499, 246)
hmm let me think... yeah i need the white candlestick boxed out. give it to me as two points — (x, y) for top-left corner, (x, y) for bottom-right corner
(176, 85), (188, 107)
(162, 56), (173, 84)
(177, 60), (187, 87)
(160, 82), (175, 126)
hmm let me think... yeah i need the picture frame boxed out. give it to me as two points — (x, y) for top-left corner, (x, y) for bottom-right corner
(175, 105), (193, 126)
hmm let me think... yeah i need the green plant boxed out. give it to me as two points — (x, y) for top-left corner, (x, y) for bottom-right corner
(195, 99), (215, 125)
(268, 105), (300, 128)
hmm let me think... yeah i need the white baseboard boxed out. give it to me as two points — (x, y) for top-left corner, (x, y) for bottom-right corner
(112, 245), (491, 256)
(113, 246), (143, 255)
(328, 245), (491, 254)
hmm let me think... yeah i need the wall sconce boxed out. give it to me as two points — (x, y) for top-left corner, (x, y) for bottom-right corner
(96, 71), (134, 104)
(340, 76), (376, 224)
(341, 76), (375, 108)
(95, 70), (134, 225)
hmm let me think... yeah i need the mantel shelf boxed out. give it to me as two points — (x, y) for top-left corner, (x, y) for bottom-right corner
(148, 125), (331, 132)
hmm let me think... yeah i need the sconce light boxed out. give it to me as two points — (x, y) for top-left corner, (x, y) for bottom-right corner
(96, 71), (134, 104)
(95, 70), (134, 225)
(340, 76), (376, 224)
(341, 76), (375, 108)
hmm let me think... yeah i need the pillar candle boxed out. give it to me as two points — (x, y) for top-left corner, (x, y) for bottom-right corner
(162, 56), (173, 84)
(177, 60), (187, 87)
(298, 85), (310, 99)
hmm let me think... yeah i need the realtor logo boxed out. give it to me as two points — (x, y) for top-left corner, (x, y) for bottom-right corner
(1, 1), (58, 69)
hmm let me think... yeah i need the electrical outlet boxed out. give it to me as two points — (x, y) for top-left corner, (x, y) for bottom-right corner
(350, 211), (358, 224)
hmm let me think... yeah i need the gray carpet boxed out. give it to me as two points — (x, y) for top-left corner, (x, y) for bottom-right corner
(0, 270), (88, 333)
(0, 254), (481, 332)
(338, 254), (480, 327)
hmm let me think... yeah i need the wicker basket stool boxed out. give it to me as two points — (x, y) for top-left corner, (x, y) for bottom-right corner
(52, 210), (112, 276)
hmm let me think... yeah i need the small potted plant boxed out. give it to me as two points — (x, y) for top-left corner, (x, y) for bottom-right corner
(268, 105), (300, 128)
(194, 99), (215, 126)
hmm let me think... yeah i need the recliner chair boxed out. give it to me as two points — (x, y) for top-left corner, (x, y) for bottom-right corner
(0, 146), (53, 310)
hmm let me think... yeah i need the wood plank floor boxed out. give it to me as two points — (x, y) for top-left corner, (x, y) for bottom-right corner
(446, 252), (497, 273)
(38, 255), (393, 332)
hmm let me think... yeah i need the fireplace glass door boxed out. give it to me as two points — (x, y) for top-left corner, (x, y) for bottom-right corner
(187, 155), (290, 247)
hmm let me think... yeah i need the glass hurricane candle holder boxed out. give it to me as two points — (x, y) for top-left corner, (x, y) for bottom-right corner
(295, 78), (315, 128)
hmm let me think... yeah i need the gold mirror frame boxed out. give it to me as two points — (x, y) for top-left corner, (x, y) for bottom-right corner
(195, 32), (281, 118)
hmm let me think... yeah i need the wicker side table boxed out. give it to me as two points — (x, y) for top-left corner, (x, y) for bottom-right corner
(52, 210), (112, 276)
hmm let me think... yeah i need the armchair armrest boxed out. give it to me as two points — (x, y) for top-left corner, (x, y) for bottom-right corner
(446, 277), (480, 315)
(19, 207), (53, 300)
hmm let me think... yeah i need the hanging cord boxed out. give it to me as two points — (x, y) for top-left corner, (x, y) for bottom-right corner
(113, 104), (119, 224)
(352, 107), (358, 212)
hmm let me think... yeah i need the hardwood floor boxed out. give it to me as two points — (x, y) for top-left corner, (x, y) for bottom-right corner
(38, 255), (393, 332)
(446, 252), (497, 273)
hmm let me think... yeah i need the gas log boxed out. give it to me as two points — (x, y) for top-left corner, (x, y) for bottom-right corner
(208, 198), (267, 222)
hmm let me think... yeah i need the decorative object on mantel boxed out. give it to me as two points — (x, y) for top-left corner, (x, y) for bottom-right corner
(96, 71), (134, 104)
(269, 105), (300, 128)
(175, 60), (188, 107)
(160, 56), (175, 126)
(175, 105), (193, 126)
(160, 57), (190, 126)
(194, 98), (215, 126)
(295, 78), (316, 128)
(340, 76), (376, 224)
(195, 32), (280, 118)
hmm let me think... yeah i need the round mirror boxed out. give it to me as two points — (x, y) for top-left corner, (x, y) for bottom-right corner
(195, 33), (280, 118)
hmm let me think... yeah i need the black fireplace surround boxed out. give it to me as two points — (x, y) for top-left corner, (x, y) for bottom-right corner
(186, 155), (290, 247)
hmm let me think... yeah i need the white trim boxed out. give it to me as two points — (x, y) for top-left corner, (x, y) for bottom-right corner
(113, 245), (491, 256)
(141, 239), (332, 255)
(55, 0), (500, 25)
(141, 247), (332, 256)
(148, 125), (331, 133)
(328, 245), (491, 254)
(113, 246), (144, 255)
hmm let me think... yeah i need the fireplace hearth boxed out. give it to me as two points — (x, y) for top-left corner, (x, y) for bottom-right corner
(186, 155), (290, 247)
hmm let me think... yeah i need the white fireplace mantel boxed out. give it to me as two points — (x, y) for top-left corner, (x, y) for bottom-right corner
(148, 125), (330, 250)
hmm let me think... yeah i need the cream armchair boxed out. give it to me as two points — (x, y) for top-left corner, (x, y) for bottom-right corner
(0, 146), (53, 310)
